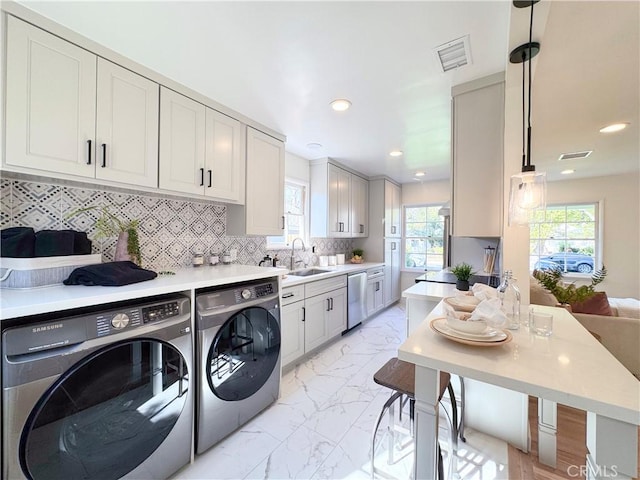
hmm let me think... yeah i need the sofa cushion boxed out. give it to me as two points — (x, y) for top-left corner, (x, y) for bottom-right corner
(530, 277), (559, 306)
(571, 292), (613, 316)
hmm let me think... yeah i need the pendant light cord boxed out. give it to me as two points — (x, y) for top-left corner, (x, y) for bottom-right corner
(526, 1), (535, 170)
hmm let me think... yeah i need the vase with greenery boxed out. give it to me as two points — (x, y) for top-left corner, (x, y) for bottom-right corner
(533, 265), (607, 307)
(351, 248), (364, 264)
(67, 206), (142, 266)
(451, 262), (475, 291)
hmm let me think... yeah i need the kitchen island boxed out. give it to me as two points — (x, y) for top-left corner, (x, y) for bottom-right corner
(399, 303), (640, 480)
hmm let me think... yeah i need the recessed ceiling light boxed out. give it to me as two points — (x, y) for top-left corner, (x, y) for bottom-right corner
(561, 169), (575, 175)
(330, 99), (351, 112)
(306, 142), (323, 150)
(599, 123), (629, 133)
(389, 150), (403, 157)
(415, 171), (425, 177)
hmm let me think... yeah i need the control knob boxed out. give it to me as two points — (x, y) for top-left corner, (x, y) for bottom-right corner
(241, 289), (252, 300)
(111, 313), (130, 329)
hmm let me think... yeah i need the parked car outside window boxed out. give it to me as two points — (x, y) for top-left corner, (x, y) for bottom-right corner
(535, 253), (594, 273)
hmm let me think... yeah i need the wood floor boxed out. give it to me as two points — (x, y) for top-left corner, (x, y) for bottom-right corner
(507, 396), (640, 480)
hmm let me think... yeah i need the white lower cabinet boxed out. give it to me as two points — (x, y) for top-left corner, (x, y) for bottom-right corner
(366, 275), (385, 318)
(280, 276), (347, 369)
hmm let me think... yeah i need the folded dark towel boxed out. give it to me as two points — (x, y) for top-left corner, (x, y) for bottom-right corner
(35, 230), (92, 256)
(63, 261), (157, 286)
(1, 227), (35, 258)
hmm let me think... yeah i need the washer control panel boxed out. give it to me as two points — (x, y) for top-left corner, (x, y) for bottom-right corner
(142, 301), (181, 324)
(233, 281), (275, 303)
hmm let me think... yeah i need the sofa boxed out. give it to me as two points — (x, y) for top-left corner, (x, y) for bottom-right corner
(530, 280), (640, 379)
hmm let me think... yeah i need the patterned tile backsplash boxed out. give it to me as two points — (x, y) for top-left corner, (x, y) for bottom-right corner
(0, 176), (354, 271)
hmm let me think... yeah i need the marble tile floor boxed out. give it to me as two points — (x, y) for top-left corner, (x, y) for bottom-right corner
(173, 305), (509, 480)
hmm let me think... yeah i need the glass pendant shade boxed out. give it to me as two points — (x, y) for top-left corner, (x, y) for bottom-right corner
(508, 171), (546, 225)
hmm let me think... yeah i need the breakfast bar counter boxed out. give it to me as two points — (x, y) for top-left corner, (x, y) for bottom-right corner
(399, 303), (640, 479)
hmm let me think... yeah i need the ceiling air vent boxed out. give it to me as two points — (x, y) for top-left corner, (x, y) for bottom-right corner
(434, 35), (472, 73)
(558, 151), (593, 161)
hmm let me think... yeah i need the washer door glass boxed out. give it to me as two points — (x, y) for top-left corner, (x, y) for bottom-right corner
(20, 340), (188, 480)
(207, 306), (281, 401)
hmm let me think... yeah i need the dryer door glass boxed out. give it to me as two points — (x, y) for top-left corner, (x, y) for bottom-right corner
(20, 340), (188, 480)
(207, 306), (281, 401)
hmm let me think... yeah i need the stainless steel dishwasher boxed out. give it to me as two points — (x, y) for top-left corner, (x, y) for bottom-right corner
(345, 271), (367, 332)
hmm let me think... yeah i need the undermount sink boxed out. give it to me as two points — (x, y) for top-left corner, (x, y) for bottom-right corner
(288, 268), (331, 277)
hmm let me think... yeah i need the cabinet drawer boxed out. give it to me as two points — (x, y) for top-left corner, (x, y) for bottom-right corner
(305, 275), (347, 298)
(281, 284), (305, 306)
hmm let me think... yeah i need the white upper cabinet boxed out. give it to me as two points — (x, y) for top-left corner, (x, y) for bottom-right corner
(205, 109), (244, 203)
(452, 77), (505, 237)
(5, 16), (159, 188)
(96, 59), (159, 187)
(327, 164), (351, 237)
(350, 174), (369, 237)
(159, 88), (245, 202)
(384, 180), (401, 237)
(228, 126), (284, 236)
(310, 159), (369, 238)
(159, 87), (207, 196)
(6, 16), (97, 177)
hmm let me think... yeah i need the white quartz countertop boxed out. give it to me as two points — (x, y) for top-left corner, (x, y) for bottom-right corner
(399, 302), (640, 426)
(401, 282), (458, 300)
(281, 262), (385, 287)
(0, 264), (287, 321)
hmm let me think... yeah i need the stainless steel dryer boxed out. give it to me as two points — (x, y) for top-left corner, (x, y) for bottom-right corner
(1, 294), (193, 480)
(195, 277), (280, 454)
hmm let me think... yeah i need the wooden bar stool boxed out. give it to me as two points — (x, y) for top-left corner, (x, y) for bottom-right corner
(371, 357), (458, 480)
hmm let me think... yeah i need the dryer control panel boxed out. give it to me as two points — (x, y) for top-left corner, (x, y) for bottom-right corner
(234, 282), (275, 303)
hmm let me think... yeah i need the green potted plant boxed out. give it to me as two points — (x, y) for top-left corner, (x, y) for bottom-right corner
(533, 265), (607, 307)
(67, 206), (142, 266)
(351, 248), (364, 264)
(451, 262), (475, 291)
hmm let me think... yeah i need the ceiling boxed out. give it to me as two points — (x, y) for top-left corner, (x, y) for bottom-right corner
(17, 1), (639, 185)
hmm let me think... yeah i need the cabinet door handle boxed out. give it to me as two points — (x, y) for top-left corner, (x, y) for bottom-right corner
(302, 306), (305, 322)
(339, 222), (344, 232)
(391, 242), (396, 250)
(101, 144), (107, 167)
(282, 292), (294, 299)
(199, 168), (205, 187)
(326, 298), (331, 311)
(86, 140), (92, 165)
(330, 297), (334, 310)
(208, 170), (212, 188)
(360, 224), (364, 234)
(391, 226), (396, 235)
(376, 281), (380, 292)
(281, 216), (285, 230)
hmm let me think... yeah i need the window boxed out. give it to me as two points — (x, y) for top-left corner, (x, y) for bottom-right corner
(403, 205), (445, 271)
(529, 203), (599, 275)
(266, 179), (309, 248)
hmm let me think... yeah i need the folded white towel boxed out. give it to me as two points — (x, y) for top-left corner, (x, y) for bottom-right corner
(472, 283), (498, 301)
(470, 297), (508, 328)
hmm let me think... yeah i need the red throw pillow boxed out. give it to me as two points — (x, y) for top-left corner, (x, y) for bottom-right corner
(571, 292), (613, 316)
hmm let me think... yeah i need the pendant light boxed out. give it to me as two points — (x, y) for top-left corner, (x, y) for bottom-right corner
(508, 0), (546, 226)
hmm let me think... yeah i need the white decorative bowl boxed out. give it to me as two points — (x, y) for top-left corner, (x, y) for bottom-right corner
(445, 316), (488, 334)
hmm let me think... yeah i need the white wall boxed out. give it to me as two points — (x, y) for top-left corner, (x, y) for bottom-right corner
(402, 179), (450, 206)
(546, 173), (640, 298)
(400, 179), (451, 293)
(285, 151), (310, 182)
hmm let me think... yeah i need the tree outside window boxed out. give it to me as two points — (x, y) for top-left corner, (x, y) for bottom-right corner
(529, 203), (598, 274)
(404, 205), (445, 271)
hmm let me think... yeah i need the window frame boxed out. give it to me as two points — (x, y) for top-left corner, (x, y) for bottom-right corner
(402, 203), (446, 273)
(529, 201), (601, 278)
(266, 177), (310, 250)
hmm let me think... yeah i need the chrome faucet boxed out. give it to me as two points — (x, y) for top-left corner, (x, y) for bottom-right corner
(290, 237), (306, 270)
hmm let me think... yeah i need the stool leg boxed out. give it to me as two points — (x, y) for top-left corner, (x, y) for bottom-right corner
(447, 382), (458, 451)
(459, 377), (466, 443)
(388, 394), (396, 464)
(371, 391), (402, 479)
